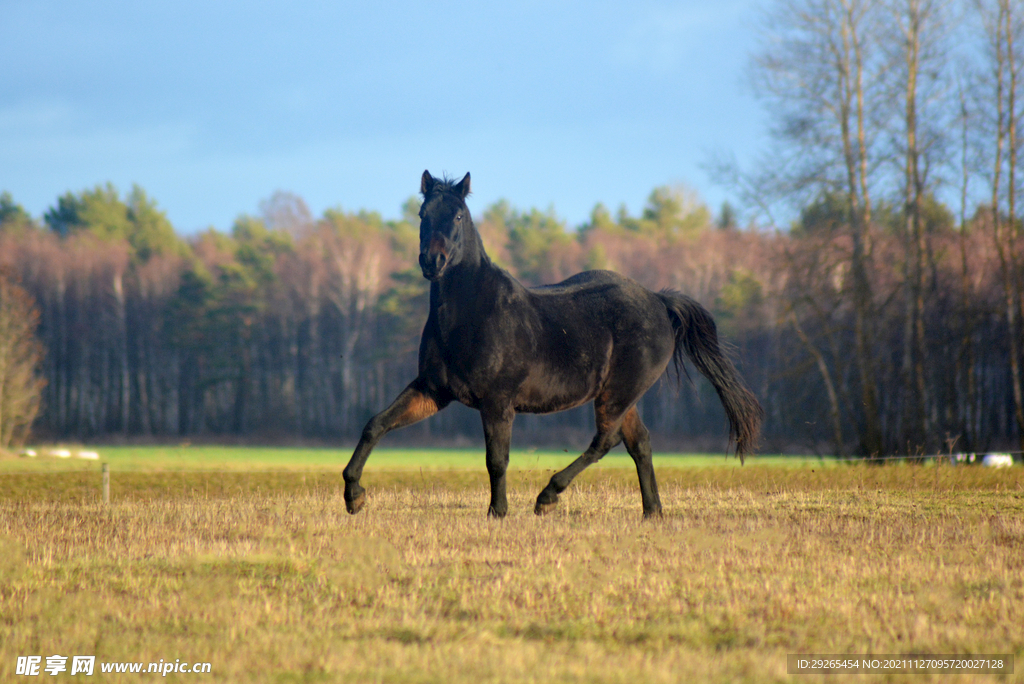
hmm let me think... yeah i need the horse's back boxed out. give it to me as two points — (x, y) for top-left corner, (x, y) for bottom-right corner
(529, 269), (629, 295)
(528, 270), (665, 324)
(526, 269), (674, 359)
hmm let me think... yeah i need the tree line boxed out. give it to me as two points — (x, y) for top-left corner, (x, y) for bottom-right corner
(0, 172), (1019, 456)
(2, 0), (1023, 456)
(720, 0), (1024, 456)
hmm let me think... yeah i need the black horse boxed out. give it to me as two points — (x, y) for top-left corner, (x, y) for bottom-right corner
(343, 171), (763, 518)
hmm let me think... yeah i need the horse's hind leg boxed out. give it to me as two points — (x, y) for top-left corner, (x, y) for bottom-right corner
(621, 406), (662, 518)
(343, 379), (447, 514)
(535, 400), (627, 515)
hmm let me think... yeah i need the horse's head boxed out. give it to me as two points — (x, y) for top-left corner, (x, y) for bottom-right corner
(418, 170), (471, 281)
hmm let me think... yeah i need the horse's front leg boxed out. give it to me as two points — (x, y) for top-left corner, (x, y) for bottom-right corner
(480, 403), (515, 518)
(343, 379), (446, 514)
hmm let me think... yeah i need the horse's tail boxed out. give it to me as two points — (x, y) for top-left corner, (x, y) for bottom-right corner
(657, 290), (764, 463)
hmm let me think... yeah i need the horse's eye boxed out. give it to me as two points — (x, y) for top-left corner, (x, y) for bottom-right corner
(455, 213), (462, 222)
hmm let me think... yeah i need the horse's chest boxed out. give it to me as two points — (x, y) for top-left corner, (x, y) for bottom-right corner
(439, 331), (495, 381)
(434, 323), (523, 403)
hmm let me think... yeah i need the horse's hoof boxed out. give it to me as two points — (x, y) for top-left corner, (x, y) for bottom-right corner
(345, 491), (366, 515)
(487, 506), (507, 519)
(642, 508), (664, 520)
(535, 489), (558, 515)
(534, 501), (558, 516)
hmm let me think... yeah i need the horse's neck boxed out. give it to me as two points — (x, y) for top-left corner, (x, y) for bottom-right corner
(431, 228), (504, 317)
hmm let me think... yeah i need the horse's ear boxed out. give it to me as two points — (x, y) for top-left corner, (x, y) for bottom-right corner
(454, 172), (471, 199)
(420, 170), (435, 197)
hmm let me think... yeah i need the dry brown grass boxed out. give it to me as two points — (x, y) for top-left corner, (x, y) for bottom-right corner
(1, 465), (1022, 683)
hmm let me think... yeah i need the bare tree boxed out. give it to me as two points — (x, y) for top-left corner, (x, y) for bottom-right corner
(884, 0), (954, 450)
(751, 0), (887, 454)
(0, 271), (45, 451)
(260, 191), (314, 238)
(279, 227), (327, 435)
(978, 0), (1024, 453)
(955, 76), (981, 448)
(319, 212), (393, 434)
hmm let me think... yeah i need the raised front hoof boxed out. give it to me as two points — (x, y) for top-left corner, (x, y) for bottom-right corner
(534, 491), (559, 516)
(345, 488), (366, 515)
(534, 501), (558, 516)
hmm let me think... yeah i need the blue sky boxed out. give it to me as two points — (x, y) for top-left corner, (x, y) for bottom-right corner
(1, 0), (766, 233)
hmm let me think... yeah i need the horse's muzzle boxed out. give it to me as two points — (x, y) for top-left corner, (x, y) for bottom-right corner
(419, 251), (447, 280)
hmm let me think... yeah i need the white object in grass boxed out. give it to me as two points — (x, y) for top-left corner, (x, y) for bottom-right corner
(982, 453), (1014, 468)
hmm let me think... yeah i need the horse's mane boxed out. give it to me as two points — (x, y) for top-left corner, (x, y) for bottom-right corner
(423, 174), (471, 198)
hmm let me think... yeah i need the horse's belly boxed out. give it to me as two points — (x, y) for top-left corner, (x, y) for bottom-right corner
(512, 371), (595, 414)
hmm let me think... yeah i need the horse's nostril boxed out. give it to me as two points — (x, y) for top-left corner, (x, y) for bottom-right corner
(419, 251), (448, 279)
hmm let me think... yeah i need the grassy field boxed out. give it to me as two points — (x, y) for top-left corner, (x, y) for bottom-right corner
(1, 444), (793, 473)
(0, 446), (1021, 682)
